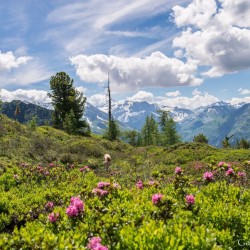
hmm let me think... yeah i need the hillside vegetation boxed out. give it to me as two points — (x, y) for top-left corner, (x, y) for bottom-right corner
(0, 115), (250, 249)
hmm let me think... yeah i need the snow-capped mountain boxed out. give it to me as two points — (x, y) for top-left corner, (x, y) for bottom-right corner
(2, 99), (250, 147)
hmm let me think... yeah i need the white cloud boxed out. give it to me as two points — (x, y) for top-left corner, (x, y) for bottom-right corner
(122, 90), (219, 109)
(172, 0), (250, 77)
(0, 51), (32, 71)
(70, 51), (203, 93)
(192, 88), (202, 95)
(45, 0), (189, 55)
(127, 91), (155, 103)
(76, 86), (87, 94)
(228, 96), (250, 105)
(0, 57), (53, 88)
(88, 94), (107, 107)
(165, 90), (181, 97)
(238, 88), (250, 95)
(158, 92), (219, 109)
(0, 89), (51, 103)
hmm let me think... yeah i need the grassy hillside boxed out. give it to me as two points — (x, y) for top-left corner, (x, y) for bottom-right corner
(0, 115), (250, 249)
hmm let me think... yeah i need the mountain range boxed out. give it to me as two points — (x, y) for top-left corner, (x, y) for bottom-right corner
(1, 100), (250, 147)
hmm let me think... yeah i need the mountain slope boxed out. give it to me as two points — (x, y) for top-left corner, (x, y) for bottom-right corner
(2, 100), (53, 125)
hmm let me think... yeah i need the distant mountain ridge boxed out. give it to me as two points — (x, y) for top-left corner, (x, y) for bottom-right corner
(2, 100), (250, 147)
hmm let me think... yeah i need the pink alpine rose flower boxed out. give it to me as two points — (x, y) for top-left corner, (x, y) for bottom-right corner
(136, 180), (143, 189)
(70, 197), (84, 212)
(97, 182), (110, 189)
(66, 205), (79, 217)
(152, 194), (163, 205)
(45, 201), (54, 209)
(238, 172), (246, 178)
(218, 161), (227, 167)
(226, 168), (234, 176)
(203, 172), (214, 181)
(186, 195), (195, 205)
(87, 237), (108, 250)
(175, 167), (182, 174)
(48, 212), (59, 223)
(93, 188), (109, 196)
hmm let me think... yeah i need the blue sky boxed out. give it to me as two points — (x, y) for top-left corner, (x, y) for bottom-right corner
(0, 0), (250, 109)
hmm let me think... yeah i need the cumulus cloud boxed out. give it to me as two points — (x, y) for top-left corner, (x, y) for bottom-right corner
(165, 90), (181, 97)
(0, 89), (51, 104)
(172, 0), (250, 77)
(126, 91), (155, 103)
(192, 88), (202, 95)
(228, 96), (250, 105)
(76, 86), (87, 94)
(158, 92), (219, 109)
(70, 51), (203, 93)
(0, 51), (32, 71)
(238, 88), (250, 95)
(0, 58), (53, 88)
(122, 90), (219, 109)
(88, 94), (107, 107)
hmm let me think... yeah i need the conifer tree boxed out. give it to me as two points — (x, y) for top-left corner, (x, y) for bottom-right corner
(48, 72), (90, 135)
(158, 110), (180, 146)
(193, 133), (209, 144)
(141, 115), (159, 146)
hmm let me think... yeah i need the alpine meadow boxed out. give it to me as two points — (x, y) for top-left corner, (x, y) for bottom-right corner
(1, 0), (250, 249)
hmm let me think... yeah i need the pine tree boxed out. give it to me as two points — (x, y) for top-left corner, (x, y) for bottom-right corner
(48, 72), (90, 135)
(141, 115), (159, 146)
(193, 133), (209, 144)
(222, 134), (233, 148)
(158, 110), (180, 146)
(123, 129), (139, 146)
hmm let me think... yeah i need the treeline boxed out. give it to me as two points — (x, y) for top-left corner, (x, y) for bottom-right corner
(1, 73), (250, 149)
(121, 111), (180, 147)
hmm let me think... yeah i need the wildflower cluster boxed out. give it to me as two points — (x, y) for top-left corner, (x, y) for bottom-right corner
(87, 237), (108, 250)
(152, 194), (163, 205)
(66, 197), (84, 217)
(93, 182), (110, 196)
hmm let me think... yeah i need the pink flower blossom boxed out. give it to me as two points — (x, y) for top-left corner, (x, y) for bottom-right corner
(186, 195), (195, 205)
(87, 237), (108, 250)
(49, 163), (54, 167)
(152, 194), (163, 205)
(97, 182), (110, 189)
(46, 201), (54, 209)
(203, 172), (214, 181)
(66, 205), (79, 217)
(218, 161), (227, 167)
(48, 212), (59, 223)
(70, 197), (84, 212)
(226, 168), (234, 176)
(175, 167), (182, 174)
(93, 188), (109, 196)
(148, 180), (155, 186)
(238, 172), (246, 178)
(136, 180), (143, 189)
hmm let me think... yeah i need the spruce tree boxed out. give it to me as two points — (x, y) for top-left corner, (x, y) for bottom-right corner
(193, 133), (209, 144)
(141, 115), (159, 146)
(48, 72), (90, 135)
(158, 110), (180, 146)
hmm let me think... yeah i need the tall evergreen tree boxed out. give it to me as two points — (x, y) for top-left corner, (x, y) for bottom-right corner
(158, 110), (180, 146)
(221, 134), (233, 148)
(48, 72), (90, 135)
(123, 129), (139, 146)
(141, 115), (159, 146)
(193, 133), (209, 144)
